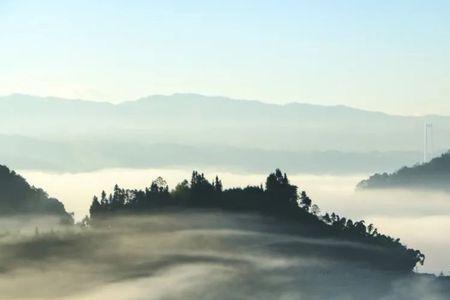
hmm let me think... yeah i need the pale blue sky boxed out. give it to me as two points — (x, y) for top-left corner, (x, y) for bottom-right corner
(0, 0), (449, 115)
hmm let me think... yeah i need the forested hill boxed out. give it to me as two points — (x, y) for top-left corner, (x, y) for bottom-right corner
(0, 165), (73, 224)
(89, 169), (425, 272)
(357, 152), (450, 191)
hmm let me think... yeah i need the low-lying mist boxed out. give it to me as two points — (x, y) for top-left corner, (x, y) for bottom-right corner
(0, 212), (448, 300)
(19, 168), (450, 274)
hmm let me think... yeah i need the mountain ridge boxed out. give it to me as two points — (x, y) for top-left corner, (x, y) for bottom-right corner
(1, 93), (449, 158)
(1, 92), (442, 118)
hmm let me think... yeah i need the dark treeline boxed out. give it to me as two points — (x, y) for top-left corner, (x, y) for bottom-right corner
(89, 169), (425, 272)
(0, 164), (73, 224)
(358, 151), (450, 190)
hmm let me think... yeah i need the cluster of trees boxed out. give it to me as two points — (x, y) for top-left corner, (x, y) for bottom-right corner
(89, 169), (425, 271)
(320, 211), (424, 267)
(90, 170), (312, 215)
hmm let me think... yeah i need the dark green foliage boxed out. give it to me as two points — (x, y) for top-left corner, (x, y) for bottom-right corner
(358, 151), (450, 190)
(189, 171), (215, 207)
(300, 191), (312, 211)
(0, 164), (73, 224)
(89, 169), (425, 271)
(265, 169), (298, 211)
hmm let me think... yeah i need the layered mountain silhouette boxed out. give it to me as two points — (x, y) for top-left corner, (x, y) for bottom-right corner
(0, 164), (73, 223)
(357, 152), (450, 191)
(0, 134), (421, 173)
(1, 93), (447, 173)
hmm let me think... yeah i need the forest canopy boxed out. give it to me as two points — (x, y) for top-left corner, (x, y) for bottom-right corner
(89, 169), (425, 272)
(0, 164), (73, 224)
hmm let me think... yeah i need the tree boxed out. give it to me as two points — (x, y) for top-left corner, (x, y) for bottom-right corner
(322, 213), (332, 224)
(355, 220), (367, 235)
(367, 223), (375, 235)
(172, 179), (190, 205)
(265, 169), (298, 210)
(213, 176), (223, 193)
(300, 191), (312, 211)
(346, 219), (354, 228)
(311, 204), (320, 216)
(190, 171), (215, 206)
(89, 195), (101, 216)
(148, 177), (170, 206)
(100, 190), (108, 205)
(151, 177), (168, 193)
(112, 184), (126, 209)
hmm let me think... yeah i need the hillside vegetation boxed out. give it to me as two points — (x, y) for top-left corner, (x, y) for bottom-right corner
(0, 164), (73, 224)
(358, 152), (450, 191)
(89, 169), (425, 272)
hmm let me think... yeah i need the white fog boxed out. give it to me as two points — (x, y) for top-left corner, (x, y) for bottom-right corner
(0, 212), (447, 300)
(18, 168), (450, 275)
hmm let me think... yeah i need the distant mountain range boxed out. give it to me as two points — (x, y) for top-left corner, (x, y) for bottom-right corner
(357, 152), (450, 191)
(0, 164), (73, 223)
(0, 134), (422, 174)
(0, 93), (447, 173)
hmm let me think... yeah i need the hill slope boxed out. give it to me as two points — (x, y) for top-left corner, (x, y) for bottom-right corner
(0, 164), (73, 223)
(357, 152), (450, 191)
(89, 169), (425, 272)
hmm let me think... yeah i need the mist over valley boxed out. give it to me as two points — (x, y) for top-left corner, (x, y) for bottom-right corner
(2, 1), (450, 297)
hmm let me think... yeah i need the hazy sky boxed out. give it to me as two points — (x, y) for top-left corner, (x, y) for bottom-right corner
(0, 0), (449, 115)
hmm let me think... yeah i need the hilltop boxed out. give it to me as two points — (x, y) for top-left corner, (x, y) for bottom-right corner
(88, 169), (425, 272)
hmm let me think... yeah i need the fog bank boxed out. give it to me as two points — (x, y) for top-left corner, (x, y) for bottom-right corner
(0, 212), (448, 300)
(18, 169), (450, 274)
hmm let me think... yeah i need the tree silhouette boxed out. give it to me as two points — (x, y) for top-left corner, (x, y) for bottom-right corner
(358, 151), (450, 191)
(88, 169), (426, 271)
(0, 164), (73, 224)
(300, 191), (312, 211)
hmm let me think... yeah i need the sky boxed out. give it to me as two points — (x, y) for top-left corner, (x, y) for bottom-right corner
(0, 0), (449, 115)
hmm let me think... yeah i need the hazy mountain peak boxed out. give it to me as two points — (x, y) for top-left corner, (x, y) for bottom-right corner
(130, 93), (268, 107)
